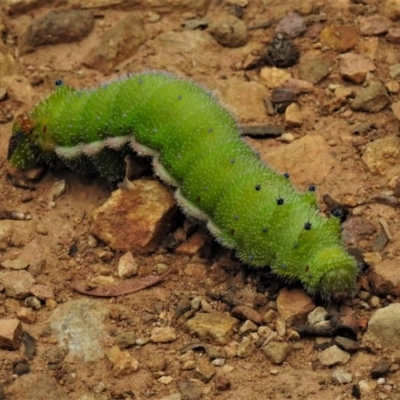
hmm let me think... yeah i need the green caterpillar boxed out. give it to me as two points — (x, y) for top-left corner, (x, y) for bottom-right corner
(7, 71), (358, 296)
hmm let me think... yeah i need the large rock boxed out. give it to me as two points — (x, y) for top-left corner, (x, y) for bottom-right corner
(363, 303), (400, 349)
(91, 180), (176, 254)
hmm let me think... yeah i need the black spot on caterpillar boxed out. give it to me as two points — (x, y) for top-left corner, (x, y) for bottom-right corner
(7, 71), (358, 296)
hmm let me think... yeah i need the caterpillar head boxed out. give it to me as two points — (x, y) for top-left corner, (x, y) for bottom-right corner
(8, 114), (40, 169)
(8, 113), (57, 169)
(307, 246), (358, 297)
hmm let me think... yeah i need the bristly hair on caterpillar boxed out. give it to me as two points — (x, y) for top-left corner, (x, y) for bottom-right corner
(7, 71), (358, 297)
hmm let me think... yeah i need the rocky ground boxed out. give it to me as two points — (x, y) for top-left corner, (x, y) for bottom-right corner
(1, 0), (400, 399)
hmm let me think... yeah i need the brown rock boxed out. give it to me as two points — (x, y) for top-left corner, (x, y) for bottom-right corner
(16, 307), (36, 324)
(318, 345), (350, 366)
(195, 357), (216, 383)
(0, 270), (35, 299)
(5, 373), (69, 400)
(260, 67), (291, 89)
(362, 136), (400, 176)
(183, 312), (238, 345)
(106, 345), (139, 377)
(368, 259), (400, 296)
(359, 15), (392, 36)
(385, 0), (400, 20)
(261, 135), (336, 188)
(320, 25), (359, 52)
(0, 319), (23, 350)
(84, 14), (146, 74)
(386, 26), (400, 43)
(351, 81), (390, 113)
(392, 101), (400, 121)
(339, 53), (376, 84)
(18, 10), (94, 55)
(277, 288), (315, 324)
(298, 54), (331, 84)
(117, 252), (138, 279)
(209, 15), (247, 48)
(175, 230), (209, 256)
(231, 305), (263, 325)
(215, 375), (231, 391)
(284, 103), (303, 128)
(150, 327), (177, 343)
(30, 284), (55, 300)
(214, 78), (269, 122)
(91, 181), (176, 253)
(262, 341), (290, 364)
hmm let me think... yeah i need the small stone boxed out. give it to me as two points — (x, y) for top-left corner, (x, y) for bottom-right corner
(175, 297), (192, 318)
(207, 345), (226, 359)
(16, 307), (36, 324)
(308, 306), (328, 325)
(45, 299), (57, 311)
(91, 182), (176, 253)
(91, 275), (114, 286)
(263, 310), (276, 324)
(362, 137), (400, 176)
(332, 368), (353, 384)
(279, 133), (294, 143)
(30, 284), (55, 300)
(146, 356), (167, 372)
(385, 0), (400, 20)
(181, 350), (196, 371)
(275, 317), (286, 337)
(392, 101), (400, 122)
(24, 296), (41, 310)
(178, 381), (203, 400)
(389, 63), (400, 79)
(239, 320), (258, 335)
(115, 332), (136, 349)
(339, 53), (376, 84)
(211, 358), (226, 366)
(369, 296), (380, 308)
(387, 26), (400, 43)
(175, 230), (209, 256)
(359, 15), (392, 36)
(106, 345), (139, 377)
(18, 10), (94, 55)
(351, 81), (390, 113)
(260, 67), (291, 89)
(158, 376), (173, 384)
(275, 11), (306, 38)
(231, 305), (262, 325)
(262, 341), (290, 364)
(0, 319), (23, 350)
(236, 336), (255, 358)
(284, 103), (303, 128)
(51, 180), (67, 201)
(214, 375), (231, 391)
(150, 327), (177, 343)
(195, 357), (216, 383)
(334, 336), (359, 354)
(13, 359), (30, 376)
(1, 259), (29, 270)
(84, 14), (146, 75)
(371, 358), (392, 378)
(298, 55), (331, 84)
(0, 270), (35, 299)
(318, 345), (351, 366)
(200, 299), (213, 313)
(277, 288), (315, 324)
(117, 252), (138, 279)
(208, 15), (247, 48)
(320, 25), (359, 52)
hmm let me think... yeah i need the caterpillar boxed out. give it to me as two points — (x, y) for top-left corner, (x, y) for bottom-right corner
(7, 71), (358, 296)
